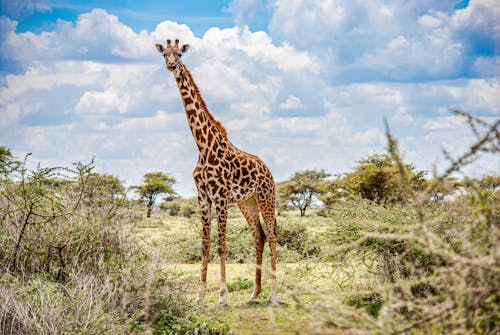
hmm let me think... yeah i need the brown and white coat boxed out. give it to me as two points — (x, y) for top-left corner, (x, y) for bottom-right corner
(156, 39), (278, 305)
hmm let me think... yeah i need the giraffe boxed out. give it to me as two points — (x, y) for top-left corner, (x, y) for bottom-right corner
(155, 39), (278, 305)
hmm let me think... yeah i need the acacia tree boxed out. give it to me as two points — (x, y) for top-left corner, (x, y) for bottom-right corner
(133, 172), (177, 217)
(280, 169), (330, 216)
(321, 154), (426, 205)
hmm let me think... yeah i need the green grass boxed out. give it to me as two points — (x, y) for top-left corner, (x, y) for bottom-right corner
(133, 207), (379, 335)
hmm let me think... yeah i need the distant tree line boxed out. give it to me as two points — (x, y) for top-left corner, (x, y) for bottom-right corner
(3, 144), (497, 219)
(277, 154), (498, 216)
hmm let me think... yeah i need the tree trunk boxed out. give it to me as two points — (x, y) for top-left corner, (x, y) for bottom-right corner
(147, 202), (153, 218)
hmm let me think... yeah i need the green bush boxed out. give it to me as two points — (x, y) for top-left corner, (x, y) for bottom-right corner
(344, 292), (383, 317)
(227, 276), (253, 292)
(277, 219), (320, 262)
(0, 273), (125, 335)
(154, 315), (232, 335)
(163, 201), (181, 216)
(181, 203), (197, 218)
(0, 157), (136, 282)
(162, 198), (197, 218)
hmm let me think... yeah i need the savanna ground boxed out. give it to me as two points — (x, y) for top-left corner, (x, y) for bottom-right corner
(133, 184), (498, 335)
(134, 207), (377, 335)
(1, 112), (498, 334)
(1, 165), (498, 335)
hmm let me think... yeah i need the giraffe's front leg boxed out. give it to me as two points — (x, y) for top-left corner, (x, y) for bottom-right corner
(215, 200), (228, 305)
(197, 195), (211, 302)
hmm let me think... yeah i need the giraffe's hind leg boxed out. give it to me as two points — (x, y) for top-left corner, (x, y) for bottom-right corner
(238, 196), (266, 300)
(257, 189), (278, 305)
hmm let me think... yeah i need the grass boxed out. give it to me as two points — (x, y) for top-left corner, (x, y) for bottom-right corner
(134, 207), (380, 335)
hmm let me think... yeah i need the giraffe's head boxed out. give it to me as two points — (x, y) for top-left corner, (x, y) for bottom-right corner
(155, 39), (190, 72)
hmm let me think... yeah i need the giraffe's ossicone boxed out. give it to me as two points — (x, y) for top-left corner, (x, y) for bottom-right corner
(156, 39), (278, 305)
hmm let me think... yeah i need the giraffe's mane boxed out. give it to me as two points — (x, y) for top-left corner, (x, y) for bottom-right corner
(182, 64), (228, 138)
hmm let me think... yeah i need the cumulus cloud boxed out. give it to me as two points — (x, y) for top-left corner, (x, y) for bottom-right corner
(1, 8), (153, 70)
(75, 89), (130, 114)
(450, 0), (500, 46)
(0, 3), (498, 196)
(268, 0), (498, 81)
(0, 9), (324, 194)
(279, 95), (303, 110)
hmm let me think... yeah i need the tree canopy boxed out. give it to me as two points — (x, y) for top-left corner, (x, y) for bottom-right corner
(321, 154), (427, 206)
(279, 169), (330, 216)
(132, 172), (177, 217)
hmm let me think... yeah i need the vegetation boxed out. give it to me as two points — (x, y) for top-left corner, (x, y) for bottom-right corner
(0, 110), (498, 334)
(161, 197), (197, 218)
(132, 172), (177, 217)
(0, 151), (191, 335)
(278, 169), (329, 216)
(321, 153), (426, 205)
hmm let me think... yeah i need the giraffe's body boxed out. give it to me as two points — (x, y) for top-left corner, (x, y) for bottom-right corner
(156, 40), (278, 305)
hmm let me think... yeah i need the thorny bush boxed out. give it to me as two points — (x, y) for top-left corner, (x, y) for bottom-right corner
(324, 111), (499, 334)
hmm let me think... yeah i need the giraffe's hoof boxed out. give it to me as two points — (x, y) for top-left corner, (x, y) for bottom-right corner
(197, 285), (207, 304)
(218, 295), (228, 306)
(249, 289), (261, 301)
(219, 286), (228, 305)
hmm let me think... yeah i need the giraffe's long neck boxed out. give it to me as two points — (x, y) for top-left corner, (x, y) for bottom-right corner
(173, 64), (227, 155)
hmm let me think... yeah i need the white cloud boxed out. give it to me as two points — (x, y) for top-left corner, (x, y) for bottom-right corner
(350, 128), (385, 146)
(1, 9), (154, 69)
(151, 20), (196, 45)
(279, 95), (303, 110)
(450, 0), (500, 35)
(270, 0), (348, 45)
(268, 0), (498, 81)
(115, 110), (185, 131)
(418, 12), (445, 28)
(1, 4), (498, 197)
(473, 56), (500, 77)
(423, 115), (466, 130)
(75, 89), (130, 114)
(461, 79), (500, 114)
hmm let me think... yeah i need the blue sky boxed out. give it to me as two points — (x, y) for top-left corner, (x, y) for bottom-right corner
(0, 0), (498, 196)
(4, 1), (237, 37)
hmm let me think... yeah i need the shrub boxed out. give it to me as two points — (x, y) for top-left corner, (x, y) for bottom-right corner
(0, 152), (191, 335)
(181, 203), (197, 218)
(321, 154), (426, 205)
(227, 276), (253, 292)
(162, 197), (197, 218)
(0, 273), (126, 335)
(277, 219), (321, 261)
(154, 315), (232, 335)
(163, 201), (181, 216)
(323, 111), (500, 333)
(0, 157), (137, 282)
(344, 292), (383, 317)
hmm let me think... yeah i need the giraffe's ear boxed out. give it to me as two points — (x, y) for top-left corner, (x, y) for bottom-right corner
(155, 44), (164, 53)
(180, 44), (190, 54)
